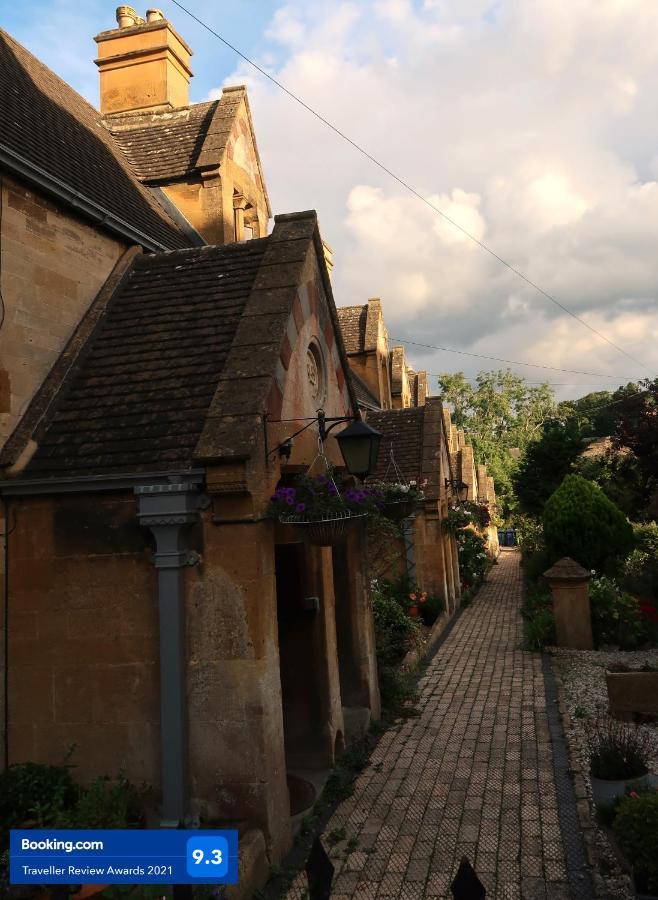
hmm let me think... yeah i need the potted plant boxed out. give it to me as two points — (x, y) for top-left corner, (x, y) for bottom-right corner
(407, 590), (425, 618)
(269, 474), (367, 546)
(373, 480), (425, 521)
(612, 790), (658, 897)
(586, 718), (656, 805)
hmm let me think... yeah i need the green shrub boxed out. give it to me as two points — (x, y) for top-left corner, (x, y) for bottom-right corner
(57, 775), (142, 829)
(371, 581), (420, 666)
(521, 582), (555, 650)
(0, 763), (75, 837)
(589, 576), (644, 649)
(622, 522), (658, 602)
(613, 792), (658, 892)
(457, 528), (488, 588)
(543, 474), (634, 573)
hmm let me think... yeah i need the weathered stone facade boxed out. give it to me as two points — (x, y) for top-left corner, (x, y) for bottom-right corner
(0, 176), (126, 449)
(366, 401), (461, 613)
(1, 210), (380, 890)
(336, 299), (429, 412)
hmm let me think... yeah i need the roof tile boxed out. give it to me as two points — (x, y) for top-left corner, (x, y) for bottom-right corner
(0, 29), (189, 251)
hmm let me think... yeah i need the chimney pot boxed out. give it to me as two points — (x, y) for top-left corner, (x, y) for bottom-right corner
(146, 8), (164, 22)
(116, 5), (138, 27)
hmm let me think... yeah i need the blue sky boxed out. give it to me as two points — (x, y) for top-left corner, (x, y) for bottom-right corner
(0, 0), (278, 104)
(2, 0), (658, 397)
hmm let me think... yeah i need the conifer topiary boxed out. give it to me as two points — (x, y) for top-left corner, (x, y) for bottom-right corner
(542, 474), (634, 573)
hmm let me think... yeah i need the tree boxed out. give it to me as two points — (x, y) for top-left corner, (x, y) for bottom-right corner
(438, 370), (556, 516)
(613, 378), (658, 504)
(558, 383), (641, 438)
(513, 420), (585, 516)
(543, 474), (634, 573)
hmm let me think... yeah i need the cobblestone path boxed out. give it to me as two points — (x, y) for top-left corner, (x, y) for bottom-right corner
(285, 550), (593, 899)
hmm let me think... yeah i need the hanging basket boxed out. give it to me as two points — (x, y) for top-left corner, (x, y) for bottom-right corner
(382, 498), (418, 522)
(280, 510), (366, 546)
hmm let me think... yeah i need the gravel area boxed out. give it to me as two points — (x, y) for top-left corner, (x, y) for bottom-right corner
(550, 646), (658, 899)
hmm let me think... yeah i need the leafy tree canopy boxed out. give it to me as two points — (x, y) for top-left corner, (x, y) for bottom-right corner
(557, 382), (641, 437)
(513, 420), (585, 517)
(437, 370), (556, 516)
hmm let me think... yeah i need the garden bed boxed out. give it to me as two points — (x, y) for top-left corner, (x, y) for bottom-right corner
(551, 646), (658, 899)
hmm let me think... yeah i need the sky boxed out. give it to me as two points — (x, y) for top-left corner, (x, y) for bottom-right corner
(3, 0), (658, 400)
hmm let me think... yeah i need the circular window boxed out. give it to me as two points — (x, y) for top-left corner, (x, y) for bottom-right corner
(306, 341), (326, 405)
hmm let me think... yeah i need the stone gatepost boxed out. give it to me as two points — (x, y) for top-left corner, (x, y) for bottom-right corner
(543, 557), (594, 650)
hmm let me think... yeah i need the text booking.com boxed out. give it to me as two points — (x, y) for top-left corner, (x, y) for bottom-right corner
(20, 838), (104, 853)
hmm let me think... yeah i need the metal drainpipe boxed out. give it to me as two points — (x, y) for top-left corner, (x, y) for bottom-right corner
(134, 480), (204, 827)
(403, 512), (416, 584)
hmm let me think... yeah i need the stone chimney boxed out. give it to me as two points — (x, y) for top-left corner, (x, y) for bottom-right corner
(94, 7), (193, 115)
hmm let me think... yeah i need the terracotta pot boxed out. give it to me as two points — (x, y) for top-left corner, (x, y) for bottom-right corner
(408, 605), (419, 618)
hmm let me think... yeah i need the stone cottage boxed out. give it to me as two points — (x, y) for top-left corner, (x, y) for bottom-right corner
(366, 401), (462, 613)
(336, 298), (429, 412)
(0, 11), (380, 894)
(444, 415), (500, 558)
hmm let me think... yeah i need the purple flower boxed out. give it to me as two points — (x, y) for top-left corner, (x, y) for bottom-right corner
(295, 503), (306, 513)
(327, 482), (338, 496)
(286, 497), (295, 506)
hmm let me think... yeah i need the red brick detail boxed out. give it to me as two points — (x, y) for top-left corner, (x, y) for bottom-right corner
(267, 380), (283, 419)
(292, 293), (304, 332)
(280, 334), (293, 371)
(307, 280), (318, 317)
(323, 321), (334, 349)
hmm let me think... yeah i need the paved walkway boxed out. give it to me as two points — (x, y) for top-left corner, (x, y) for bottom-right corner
(285, 550), (592, 899)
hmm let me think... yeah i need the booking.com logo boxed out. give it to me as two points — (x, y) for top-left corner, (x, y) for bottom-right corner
(21, 839), (103, 853)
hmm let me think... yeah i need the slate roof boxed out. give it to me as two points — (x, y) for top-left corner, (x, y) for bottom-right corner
(336, 305), (367, 354)
(0, 29), (189, 251)
(367, 407), (425, 483)
(109, 87), (271, 217)
(367, 401), (444, 501)
(110, 100), (219, 182)
(25, 239), (268, 477)
(350, 370), (380, 411)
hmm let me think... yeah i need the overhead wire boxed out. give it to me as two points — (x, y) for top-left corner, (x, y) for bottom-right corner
(170, 0), (654, 378)
(388, 337), (638, 379)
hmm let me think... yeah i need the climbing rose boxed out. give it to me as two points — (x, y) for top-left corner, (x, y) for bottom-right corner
(409, 593), (417, 601)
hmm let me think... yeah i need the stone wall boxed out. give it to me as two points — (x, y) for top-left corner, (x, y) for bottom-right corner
(3, 492), (158, 778)
(0, 175), (125, 450)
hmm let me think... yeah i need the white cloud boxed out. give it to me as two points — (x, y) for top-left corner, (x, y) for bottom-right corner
(219, 0), (658, 395)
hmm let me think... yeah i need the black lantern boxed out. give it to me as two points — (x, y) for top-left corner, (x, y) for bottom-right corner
(334, 418), (382, 479)
(266, 409), (382, 478)
(445, 477), (469, 500)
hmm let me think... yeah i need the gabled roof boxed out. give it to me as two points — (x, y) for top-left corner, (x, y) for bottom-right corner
(109, 86), (272, 215)
(4, 211), (359, 480)
(23, 239), (268, 477)
(110, 100), (219, 183)
(366, 400), (444, 501)
(336, 304), (368, 354)
(350, 370), (380, 411)
(0, 29), (191, 252)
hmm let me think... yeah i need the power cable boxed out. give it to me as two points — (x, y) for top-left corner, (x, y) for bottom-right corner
(389, 337), (638, 379)
(170, 0), (653, 377)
